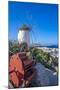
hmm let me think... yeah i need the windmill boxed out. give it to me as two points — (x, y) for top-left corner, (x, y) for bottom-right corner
(18, 24), (31, 47)
(18, 12), (33, 47)
(18, 11), (39, 49)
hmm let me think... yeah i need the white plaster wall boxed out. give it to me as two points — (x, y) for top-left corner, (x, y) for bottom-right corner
(18, 30), (30, 46)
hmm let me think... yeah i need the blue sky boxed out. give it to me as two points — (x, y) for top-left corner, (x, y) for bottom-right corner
(8, 1), (58, 45)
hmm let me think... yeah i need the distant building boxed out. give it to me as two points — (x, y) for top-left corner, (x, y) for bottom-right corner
(37, 47), (58, 58)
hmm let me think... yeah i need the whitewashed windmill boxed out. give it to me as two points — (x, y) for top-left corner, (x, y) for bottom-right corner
(18, 12), (33, 48)
(18, 25), (31, 47)
(18, 13), (38, 47)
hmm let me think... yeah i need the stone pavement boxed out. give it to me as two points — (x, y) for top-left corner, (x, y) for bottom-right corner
(31, 63), (58, 87)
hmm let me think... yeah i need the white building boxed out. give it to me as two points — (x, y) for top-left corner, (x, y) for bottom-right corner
(18, 25), (30, 47)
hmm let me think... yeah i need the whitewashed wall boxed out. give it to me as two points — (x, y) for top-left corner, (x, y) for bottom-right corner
(18, 30), (30, 46)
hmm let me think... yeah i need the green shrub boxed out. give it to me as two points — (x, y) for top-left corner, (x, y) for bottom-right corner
(30, 47), (58, 71)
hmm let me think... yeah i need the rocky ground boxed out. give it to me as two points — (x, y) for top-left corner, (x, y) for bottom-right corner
(30, 63), (58, 87)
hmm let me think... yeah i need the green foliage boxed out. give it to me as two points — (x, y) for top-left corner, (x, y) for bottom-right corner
(9, 41), (20, 54)
(9, 41), (28, 53)
(30, 47), (58, 71)
(36, 54), (44, 64)
(19, 42), (28, 52)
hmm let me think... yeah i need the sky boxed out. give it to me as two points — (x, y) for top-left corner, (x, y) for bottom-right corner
(8, 1), (58, 46)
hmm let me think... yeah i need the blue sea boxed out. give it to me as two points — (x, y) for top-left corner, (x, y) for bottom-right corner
(46, 45), (58, 48)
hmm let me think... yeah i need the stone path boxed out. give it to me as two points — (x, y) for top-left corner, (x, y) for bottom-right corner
(31, 63), (58, 87)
